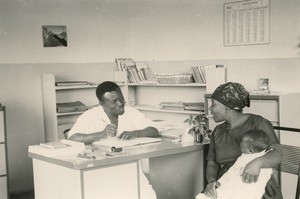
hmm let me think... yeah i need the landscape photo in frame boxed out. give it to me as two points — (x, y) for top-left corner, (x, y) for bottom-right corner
(42, 25), (68, 47)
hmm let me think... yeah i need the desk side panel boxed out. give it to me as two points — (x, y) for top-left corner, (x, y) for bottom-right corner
(83, 162), (139, 199)
(32, 159), (82, 199)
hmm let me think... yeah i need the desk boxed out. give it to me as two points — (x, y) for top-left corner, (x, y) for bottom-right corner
(29, 139), (208, 199)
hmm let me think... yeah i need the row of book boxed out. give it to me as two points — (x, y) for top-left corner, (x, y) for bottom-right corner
(56, 101), (88, 113)
(159, 101), (205, 112)
(191, 66), (206, 83)
(115, 58), (157, 83)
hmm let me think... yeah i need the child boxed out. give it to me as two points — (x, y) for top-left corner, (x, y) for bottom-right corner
(196, 129), (273, 199)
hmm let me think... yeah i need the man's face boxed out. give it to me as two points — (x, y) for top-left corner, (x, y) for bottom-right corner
(100, 89), (125, 116)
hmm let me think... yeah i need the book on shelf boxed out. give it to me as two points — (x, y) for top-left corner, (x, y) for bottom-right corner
(115, 58), (135, 71)
(183, 102), (205, 111)
(191, 66), (206, 83)
(55, 81), (89, 86)
(56, 101), (88, 113)
(159, 101), (205, 111)
(127, 65), (142, 83)
(159, 101), (185, 111)
(135, 62), (149, 81)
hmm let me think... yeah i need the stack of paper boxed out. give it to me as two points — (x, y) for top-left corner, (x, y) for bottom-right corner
(93, 137), (161, 148)
(28, 139), (85, 157)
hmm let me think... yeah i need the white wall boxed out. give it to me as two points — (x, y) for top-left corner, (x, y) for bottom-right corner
(0, 0), (300, 64)
(0, 0), (300, 194)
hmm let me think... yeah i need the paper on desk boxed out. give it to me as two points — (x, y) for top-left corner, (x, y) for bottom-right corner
(93, 137), (161, 148)
(29, 139), (85, 157)
(153, 120), (186, 139)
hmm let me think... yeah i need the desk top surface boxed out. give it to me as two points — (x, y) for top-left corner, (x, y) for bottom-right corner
(28, 138), (209, 170)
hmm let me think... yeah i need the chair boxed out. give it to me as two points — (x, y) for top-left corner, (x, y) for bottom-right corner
(273, 126), (300, 199)
(63, 128), (70, 139)
(294, 160), (300, 199)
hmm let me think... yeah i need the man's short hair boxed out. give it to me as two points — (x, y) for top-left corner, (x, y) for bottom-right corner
(242, 129), (269, 152)
(96, 81), (121, 102)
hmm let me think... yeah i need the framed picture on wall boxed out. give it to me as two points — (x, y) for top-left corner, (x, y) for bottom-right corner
(42, 25), (68, 47)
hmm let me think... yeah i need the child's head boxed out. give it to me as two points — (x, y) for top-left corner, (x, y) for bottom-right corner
(240, 129), (269, 154)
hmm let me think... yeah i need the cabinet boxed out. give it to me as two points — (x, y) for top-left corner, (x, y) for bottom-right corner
(0, 106), (8, 199)
(42, 74), (127, 142)
(127, 83), (206, 123)
(204, 92), (300, 199)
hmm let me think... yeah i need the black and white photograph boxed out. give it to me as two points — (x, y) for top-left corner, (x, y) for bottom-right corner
(1, 1), (300, 199)
(42, 25), (67, 47)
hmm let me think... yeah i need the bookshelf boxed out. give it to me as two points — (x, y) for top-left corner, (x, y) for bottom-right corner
(126, 83), (207, 124)
(0, 106), (8, 199)
(41, 73), (127, 142)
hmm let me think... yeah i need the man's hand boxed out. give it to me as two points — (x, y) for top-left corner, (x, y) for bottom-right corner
(204, 181), (220, 199)
(104, 124), (117, 137)
(119, 131), (136, 140)
(241, 159), (261, 183)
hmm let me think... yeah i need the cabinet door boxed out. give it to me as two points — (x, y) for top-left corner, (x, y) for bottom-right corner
(0, 144), (6, 175)
(0, 176), (8, 199)
(243, 100), (278, 123)
(0, 111), (4, 143)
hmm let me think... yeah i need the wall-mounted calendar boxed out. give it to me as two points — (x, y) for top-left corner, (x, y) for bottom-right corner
(224, 0), (270, 46)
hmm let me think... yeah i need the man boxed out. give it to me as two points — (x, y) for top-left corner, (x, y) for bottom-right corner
(68, 81), (159, 143)
(68, 81), (159, 199)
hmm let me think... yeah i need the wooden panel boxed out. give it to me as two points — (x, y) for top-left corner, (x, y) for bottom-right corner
(0, 144), (6, 175)
(33, 159), (82, 199)
(83, 162), (139, 199)
(243, 100), (278, 122)
(0, 176), (8, 199)
(0, 111), (4, 143)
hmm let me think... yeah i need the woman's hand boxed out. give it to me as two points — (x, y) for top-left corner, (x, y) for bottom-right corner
(241, 159), (261, 183)
(204, 181), (220, 199)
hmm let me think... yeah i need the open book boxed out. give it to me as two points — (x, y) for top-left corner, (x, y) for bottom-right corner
(93, 137), (162, 148)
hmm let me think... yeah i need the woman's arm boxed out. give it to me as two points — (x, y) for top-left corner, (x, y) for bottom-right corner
(242, 118), (283, 183)
(204, 160), (221, 199)
(241, 143), (282, 183)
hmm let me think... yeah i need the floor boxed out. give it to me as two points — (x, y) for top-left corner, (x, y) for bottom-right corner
(10, 191), (34, 199)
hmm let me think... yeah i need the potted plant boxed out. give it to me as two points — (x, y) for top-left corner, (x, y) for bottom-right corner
(184, 113), (210, 143)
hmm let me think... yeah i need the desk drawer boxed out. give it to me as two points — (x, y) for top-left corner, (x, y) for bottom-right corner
(243, 100), (278, 122)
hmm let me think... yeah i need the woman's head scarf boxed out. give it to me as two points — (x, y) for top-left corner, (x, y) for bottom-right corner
(211, 82), (250, 111)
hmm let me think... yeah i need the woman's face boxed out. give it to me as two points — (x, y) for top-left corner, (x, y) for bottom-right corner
(209, 99), (227, 123)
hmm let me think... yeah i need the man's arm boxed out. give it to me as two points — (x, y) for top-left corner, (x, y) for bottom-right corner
(68, 131), (105, 144)
(119, 126), (159, 140)
(68, 124), (118, 144)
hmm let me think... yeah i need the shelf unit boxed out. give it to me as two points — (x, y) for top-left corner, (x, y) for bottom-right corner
(204, 92), (300, 199)
(42, 74), (128, 142)
(0, 106), (8, 199)
(127, 83), (207, 123)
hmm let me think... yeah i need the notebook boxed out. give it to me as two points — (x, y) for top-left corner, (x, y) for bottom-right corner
(93, 137), (162, 148)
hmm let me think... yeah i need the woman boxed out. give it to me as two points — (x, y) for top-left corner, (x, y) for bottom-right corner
(204, 82), (283, 199)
